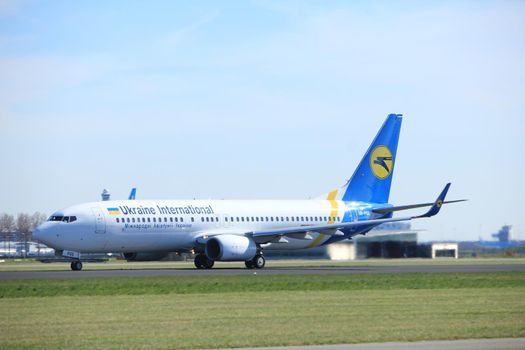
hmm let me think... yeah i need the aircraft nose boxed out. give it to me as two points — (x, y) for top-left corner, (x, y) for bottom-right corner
(32, 227), (42, 240)
(32, 224), (52, 245)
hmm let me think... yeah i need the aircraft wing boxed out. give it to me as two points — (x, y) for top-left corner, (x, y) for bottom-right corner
(248, 183), (457, 244)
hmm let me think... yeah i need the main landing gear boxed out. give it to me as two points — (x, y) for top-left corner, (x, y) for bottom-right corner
(70, 261), (83, 271)
(194, 254), (215, 269)
(245, 254), (265, 269)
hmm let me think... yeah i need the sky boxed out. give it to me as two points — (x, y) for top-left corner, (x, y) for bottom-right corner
(1, 0), (524, 241)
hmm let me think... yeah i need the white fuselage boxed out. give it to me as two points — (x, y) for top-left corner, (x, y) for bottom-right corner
(34, 199), (374, 254)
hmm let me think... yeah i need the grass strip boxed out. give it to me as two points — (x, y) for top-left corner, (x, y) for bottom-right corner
(1, 272), (524, 298)
(1, 288), (524, 349)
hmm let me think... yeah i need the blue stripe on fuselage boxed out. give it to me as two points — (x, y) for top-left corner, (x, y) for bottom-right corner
(321, 203), (393, 245)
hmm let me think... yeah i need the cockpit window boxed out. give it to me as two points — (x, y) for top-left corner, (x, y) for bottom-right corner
(48, 215), (64, 221)
(62, 216), (77, 223)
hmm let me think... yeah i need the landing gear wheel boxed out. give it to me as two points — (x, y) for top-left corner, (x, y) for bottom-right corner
(194, 254), (206, 269)
(203, 258), (214, 269)
(70, 261), (83, 271)
(253, 255), (265, 269)
(194, 254), (214, 269)
(244, 260), (255, 269)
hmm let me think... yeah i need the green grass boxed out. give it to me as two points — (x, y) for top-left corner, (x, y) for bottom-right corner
(0, 273), (524, 350)
(0, 272), (524, 298)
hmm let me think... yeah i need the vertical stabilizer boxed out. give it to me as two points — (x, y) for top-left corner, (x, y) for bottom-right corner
(340, 114), (402, 203)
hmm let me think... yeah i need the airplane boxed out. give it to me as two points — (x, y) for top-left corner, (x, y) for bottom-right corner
(33, 114), (465, 271)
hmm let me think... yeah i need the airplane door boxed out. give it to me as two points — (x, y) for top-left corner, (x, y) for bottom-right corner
(91, 207), (106, 234)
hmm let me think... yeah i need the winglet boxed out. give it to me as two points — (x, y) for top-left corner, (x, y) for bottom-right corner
(416, 183), (451, 218)
(128, 188), (137, 200)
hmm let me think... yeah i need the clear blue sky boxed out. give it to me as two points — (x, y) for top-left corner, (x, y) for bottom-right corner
(1, 1), (524, 241)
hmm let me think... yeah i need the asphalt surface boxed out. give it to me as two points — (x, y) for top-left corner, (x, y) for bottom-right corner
(215, 338), (525, 350)
(1, 263), (524, 280)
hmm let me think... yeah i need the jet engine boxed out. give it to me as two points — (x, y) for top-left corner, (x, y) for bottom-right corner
(123, 252), (169, 261)
(205, 235), (257, 261)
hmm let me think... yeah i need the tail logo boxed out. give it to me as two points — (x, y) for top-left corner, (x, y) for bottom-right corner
(370, 145), (393, 179)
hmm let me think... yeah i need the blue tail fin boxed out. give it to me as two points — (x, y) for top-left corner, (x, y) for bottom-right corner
(341, 114), (402, 203)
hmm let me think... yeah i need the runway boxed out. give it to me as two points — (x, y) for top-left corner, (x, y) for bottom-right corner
(1, 263), (524, 280)
(217, 338), (525, 350)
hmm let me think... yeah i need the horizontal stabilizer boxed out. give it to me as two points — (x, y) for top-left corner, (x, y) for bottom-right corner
(373, 199), (466, 214)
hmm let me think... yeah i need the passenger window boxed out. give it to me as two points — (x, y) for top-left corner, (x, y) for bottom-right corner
(201, 217), (204, 222)
(236, 217), (240, 222)
(291, 217), (295, 222)
(305, 217), (309, 222)
(126, 218), (130, 223)
(241, 217), (245, 222)
(286, 216), (289, 221)
(153, 218), (156, 222)
(216, 217), (219, 222)
(206, 217), (209, 222)
(132, 218), (135, 223)
(170, 217), (173, 222)
(116, 218), (119, 223)
(256, 217), (259, 222)
(337, 216), (340, 221)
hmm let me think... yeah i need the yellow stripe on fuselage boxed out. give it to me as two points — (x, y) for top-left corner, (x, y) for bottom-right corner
(327, 189), (338, 224)
(306, 189), (339, 248)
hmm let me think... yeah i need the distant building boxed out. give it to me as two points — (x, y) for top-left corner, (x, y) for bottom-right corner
(492, 225), (512, 243)
(101, 189), (111, 201)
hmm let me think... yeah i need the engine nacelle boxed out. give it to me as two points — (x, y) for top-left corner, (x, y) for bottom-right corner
(123, 252), (169, 261)
(205, 235), (257, 261)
